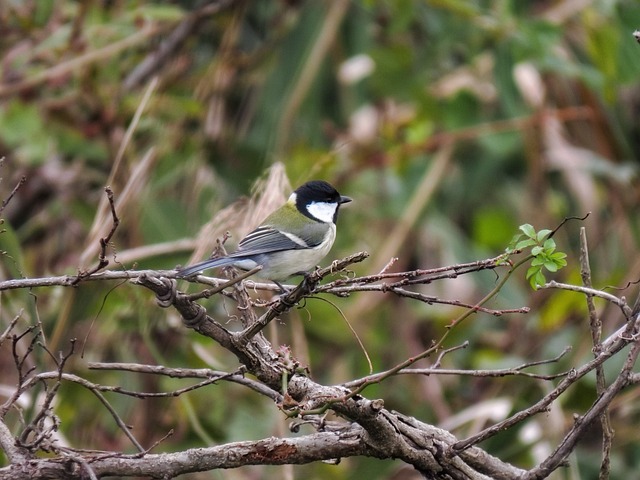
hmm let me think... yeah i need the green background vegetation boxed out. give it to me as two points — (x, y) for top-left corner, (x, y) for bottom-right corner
(2, 1), (640, 478)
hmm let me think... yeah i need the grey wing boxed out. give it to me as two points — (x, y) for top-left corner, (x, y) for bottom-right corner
(230, 226), (309, 257)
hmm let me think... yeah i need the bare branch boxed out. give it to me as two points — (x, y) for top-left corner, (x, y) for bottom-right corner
(0, 310), (22, 347)
(344, 346), (572, 388)
(18, 339), (76, 450)
(540, 280), (634, 318)
(452, 315), (640, 453)
(2, 230), (638, 479)
(9, 371), (145, 453)
(579, 227), (612, 479)
(318, 252), (511, 291)
(0, 428), (375, 480)
(0, 174), (26, 216)
(0, 418), (27, 463)
(86, 362), (281, 401)
(522, 334), (640, 480)
(185, 266), (263, 301)
(73, 187), (120, 284)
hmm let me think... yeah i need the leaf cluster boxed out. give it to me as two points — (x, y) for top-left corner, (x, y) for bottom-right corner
(508, 224), (568, 290)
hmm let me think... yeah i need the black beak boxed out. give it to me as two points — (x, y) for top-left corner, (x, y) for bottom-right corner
(340, 195), (352, 204)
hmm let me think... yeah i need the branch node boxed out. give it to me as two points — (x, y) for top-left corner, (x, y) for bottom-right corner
(155, 277), (177, 308)
(183, 304), (208, 327)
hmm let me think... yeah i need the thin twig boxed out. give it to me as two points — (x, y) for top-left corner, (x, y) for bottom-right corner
(73, 187), (120, 284)
(12, 371), (145, 453)
(19, 340), (76, 448)
(342, 254), (532, 401)
(0, 175), (26, 215)
(185, 266), (263, 301)
(60, 453), (99, 480)
(0, 310), (22, 347)
(540, 281), (633, 318)
(522, 330), (640, 480)
(79, 367), (248, 400)
(12, 326), (40, 389)
(344, 346), (571, 388)
(87, 362), (281, 401)
(452, 315), (640, 454)
(88, 387), (146, 453)
(432, 342), (469, 369)
(548, 213), (591, 239)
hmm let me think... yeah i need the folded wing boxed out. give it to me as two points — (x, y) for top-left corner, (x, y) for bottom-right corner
(233, 225), (315, 256)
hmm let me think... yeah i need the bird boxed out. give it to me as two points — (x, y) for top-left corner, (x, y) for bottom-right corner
(176, 180), (351, 287)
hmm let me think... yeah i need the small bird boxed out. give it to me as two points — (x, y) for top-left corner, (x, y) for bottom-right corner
(177, 180), (351, 286)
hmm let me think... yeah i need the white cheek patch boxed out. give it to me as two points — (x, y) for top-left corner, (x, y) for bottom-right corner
(307, 201), (338, 223)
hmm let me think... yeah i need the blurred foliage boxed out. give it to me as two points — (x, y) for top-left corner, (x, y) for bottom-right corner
(2, 0), (640, 478)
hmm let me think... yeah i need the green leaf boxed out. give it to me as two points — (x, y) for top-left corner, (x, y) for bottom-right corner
(536, 229), (552, 242)
(531, 246), (543, 256)
(556, 258), (568, 267)
(550, 252), (567, 260)
(526, 265), (539, 279)
(506, 233), (524, 252)
(529, 270), (547, 289)
(531, 256), (545, 266)
(519, 223), (536, 239)
(509, 233), (524, 244)
(515, 238), (537, 250)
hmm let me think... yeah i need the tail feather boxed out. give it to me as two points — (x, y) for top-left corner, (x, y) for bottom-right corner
(176, 256), (237, 278)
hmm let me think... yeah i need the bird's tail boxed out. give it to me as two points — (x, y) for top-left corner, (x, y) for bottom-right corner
(176, 256), (236, 278)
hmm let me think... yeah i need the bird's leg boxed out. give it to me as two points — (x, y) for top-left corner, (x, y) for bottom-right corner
(274, 270), (316, 300)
